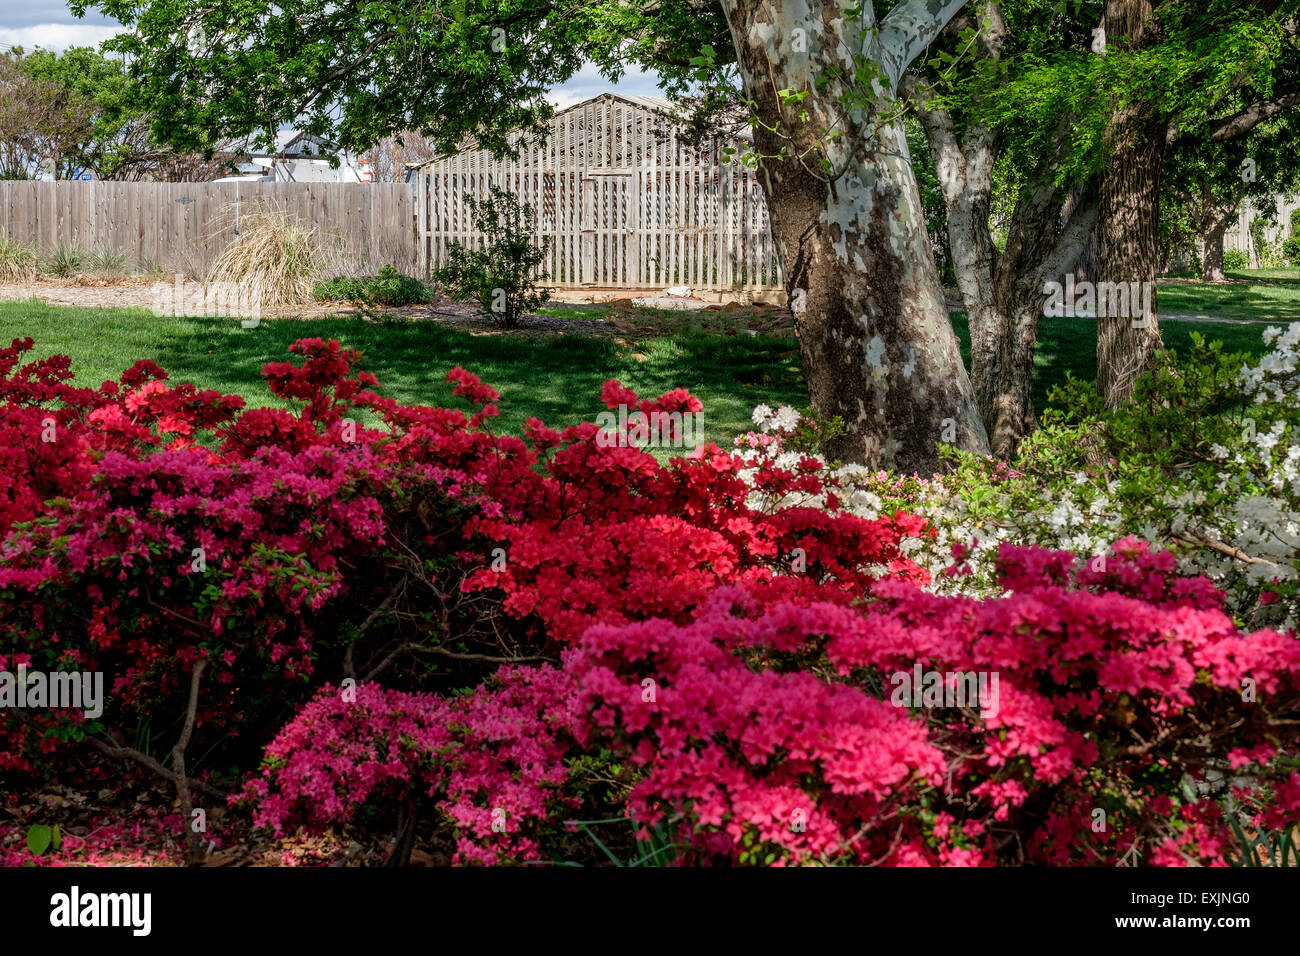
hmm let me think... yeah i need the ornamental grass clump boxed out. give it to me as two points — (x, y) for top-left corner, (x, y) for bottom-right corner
(0, 234), (37, 283)
(207, 210), (323, 305)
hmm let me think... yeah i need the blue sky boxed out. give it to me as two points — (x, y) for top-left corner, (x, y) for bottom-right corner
(0, 2), (664, 110)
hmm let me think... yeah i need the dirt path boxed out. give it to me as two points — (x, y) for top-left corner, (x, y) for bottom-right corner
(6, 280), (1272, 329)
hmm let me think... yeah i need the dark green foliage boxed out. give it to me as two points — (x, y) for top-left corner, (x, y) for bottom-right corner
(432, 188), (552, 329)
(314, 266), (431, 307)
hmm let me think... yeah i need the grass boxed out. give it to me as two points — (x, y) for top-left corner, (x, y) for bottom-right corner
(42, 244), (85, 279)
(0, 235), (38, 283)
(948, 313), (1272, 414)
(1157, 268), (1300, 322)
(0, 300), (1277, 448)
(87, 244), (128, 277)
(0, 301), (805, 447)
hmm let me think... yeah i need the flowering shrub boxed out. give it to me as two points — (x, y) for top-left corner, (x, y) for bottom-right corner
(462, 380), (928, 644)
(4, 331), (1297, 867)
(561, 538), (1300, 865)
(243, 667), (578, 865)
(0, 335), (927, 859)
(740, 331), (1300, 635)
(0, 338), (501, 777)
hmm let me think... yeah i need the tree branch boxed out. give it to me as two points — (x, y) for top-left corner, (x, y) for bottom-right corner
(172, 658), (207, 864)
(879, 0), (971, 88)
(1173, 89), (1300, 146)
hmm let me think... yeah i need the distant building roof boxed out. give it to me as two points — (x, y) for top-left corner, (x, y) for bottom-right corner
(216, 129), (339, 158)
(557, 93), (678, 118)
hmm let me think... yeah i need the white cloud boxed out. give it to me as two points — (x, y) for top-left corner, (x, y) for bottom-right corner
(546, 62), (664, 110)
(0, 23), (123, 52)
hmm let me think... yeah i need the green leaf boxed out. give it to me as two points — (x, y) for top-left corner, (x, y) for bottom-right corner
(26, 824), (52, 856)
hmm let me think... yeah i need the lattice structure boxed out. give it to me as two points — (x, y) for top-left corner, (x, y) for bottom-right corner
(411, 93), (783, 291)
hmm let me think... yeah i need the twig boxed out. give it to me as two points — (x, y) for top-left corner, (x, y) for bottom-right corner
(172, 659), (207, 864)
(1173, 534), (1280, 567)
(82, 736), (229, 800)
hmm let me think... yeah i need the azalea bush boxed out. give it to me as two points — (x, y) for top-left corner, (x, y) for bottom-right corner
(742, 330), (1300, 634)
(3, 331), (1298, 866)
(0, 334), (925, 860)
(563, 539), (1300, 865)
(242, 668), (580, 866)
(248, 537), (1300, 866)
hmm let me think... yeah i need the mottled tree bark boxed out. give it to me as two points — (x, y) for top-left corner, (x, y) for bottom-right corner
(907, 2), (1097, 458)
(721, 0), (989, 473)
(1096, 0), (1165, 408)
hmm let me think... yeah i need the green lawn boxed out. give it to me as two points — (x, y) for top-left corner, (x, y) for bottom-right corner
(0, 300), (1276, 446)
(1157, 268), (1300, 322)
(0, 300), (805, 447)
(948, 313), (1271, 414)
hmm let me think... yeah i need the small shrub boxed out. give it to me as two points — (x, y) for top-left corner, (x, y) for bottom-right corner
(0, 235), (37, 283)
(313, 266), (430, 306)
(86, 243), (127, 276)
(207, 211), (322, 305)
(313, 275), (365, 302)
(135, 255), (164, 277)
(1223, 248), (1250, 271)
(432, 187), (552, 329)
(1283, 235), (1300, 267)
(44, 243), (85, 278)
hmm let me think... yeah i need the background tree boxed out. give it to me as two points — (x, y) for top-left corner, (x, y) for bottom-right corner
(363, 132), (440, 183)
(0, 45), (225, 180)
(1092, 0), (1300, 406)
(78, 0), (991, 473)
(947, 0), (1300, 409)
(905, 0), (1102, 458)
(1160, 115), (1300, 281)
(0, 48), (95, 179)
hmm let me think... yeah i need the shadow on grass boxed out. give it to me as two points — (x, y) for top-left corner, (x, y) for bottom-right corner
(0, 303), (807, 441)
(950, 312), (1272, 414)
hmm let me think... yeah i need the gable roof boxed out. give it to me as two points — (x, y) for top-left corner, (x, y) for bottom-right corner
(404, 92), (751, 169)
(215, 129), (339, 158)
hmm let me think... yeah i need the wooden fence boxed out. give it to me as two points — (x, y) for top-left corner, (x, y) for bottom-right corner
(412, 94), (783, 292)
(0, 181), (417, 278)
(1225, 191), (1300, 263)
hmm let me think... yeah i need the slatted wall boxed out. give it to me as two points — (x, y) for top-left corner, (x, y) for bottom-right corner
(413, 95), (783, 291)
(0, 181), (417, 278)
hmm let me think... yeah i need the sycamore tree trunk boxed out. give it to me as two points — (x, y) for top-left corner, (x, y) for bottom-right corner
(980, 192), (1097, 458)
(721, 0), (989, 473)
(1095, 0), (1165, 408)
(1202, 222), (1227, 281)
(908, 2), (1098, 459)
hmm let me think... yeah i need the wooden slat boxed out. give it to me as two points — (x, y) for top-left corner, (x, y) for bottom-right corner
(0, 181), (416, 279)
(407, 97), (783, 290)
